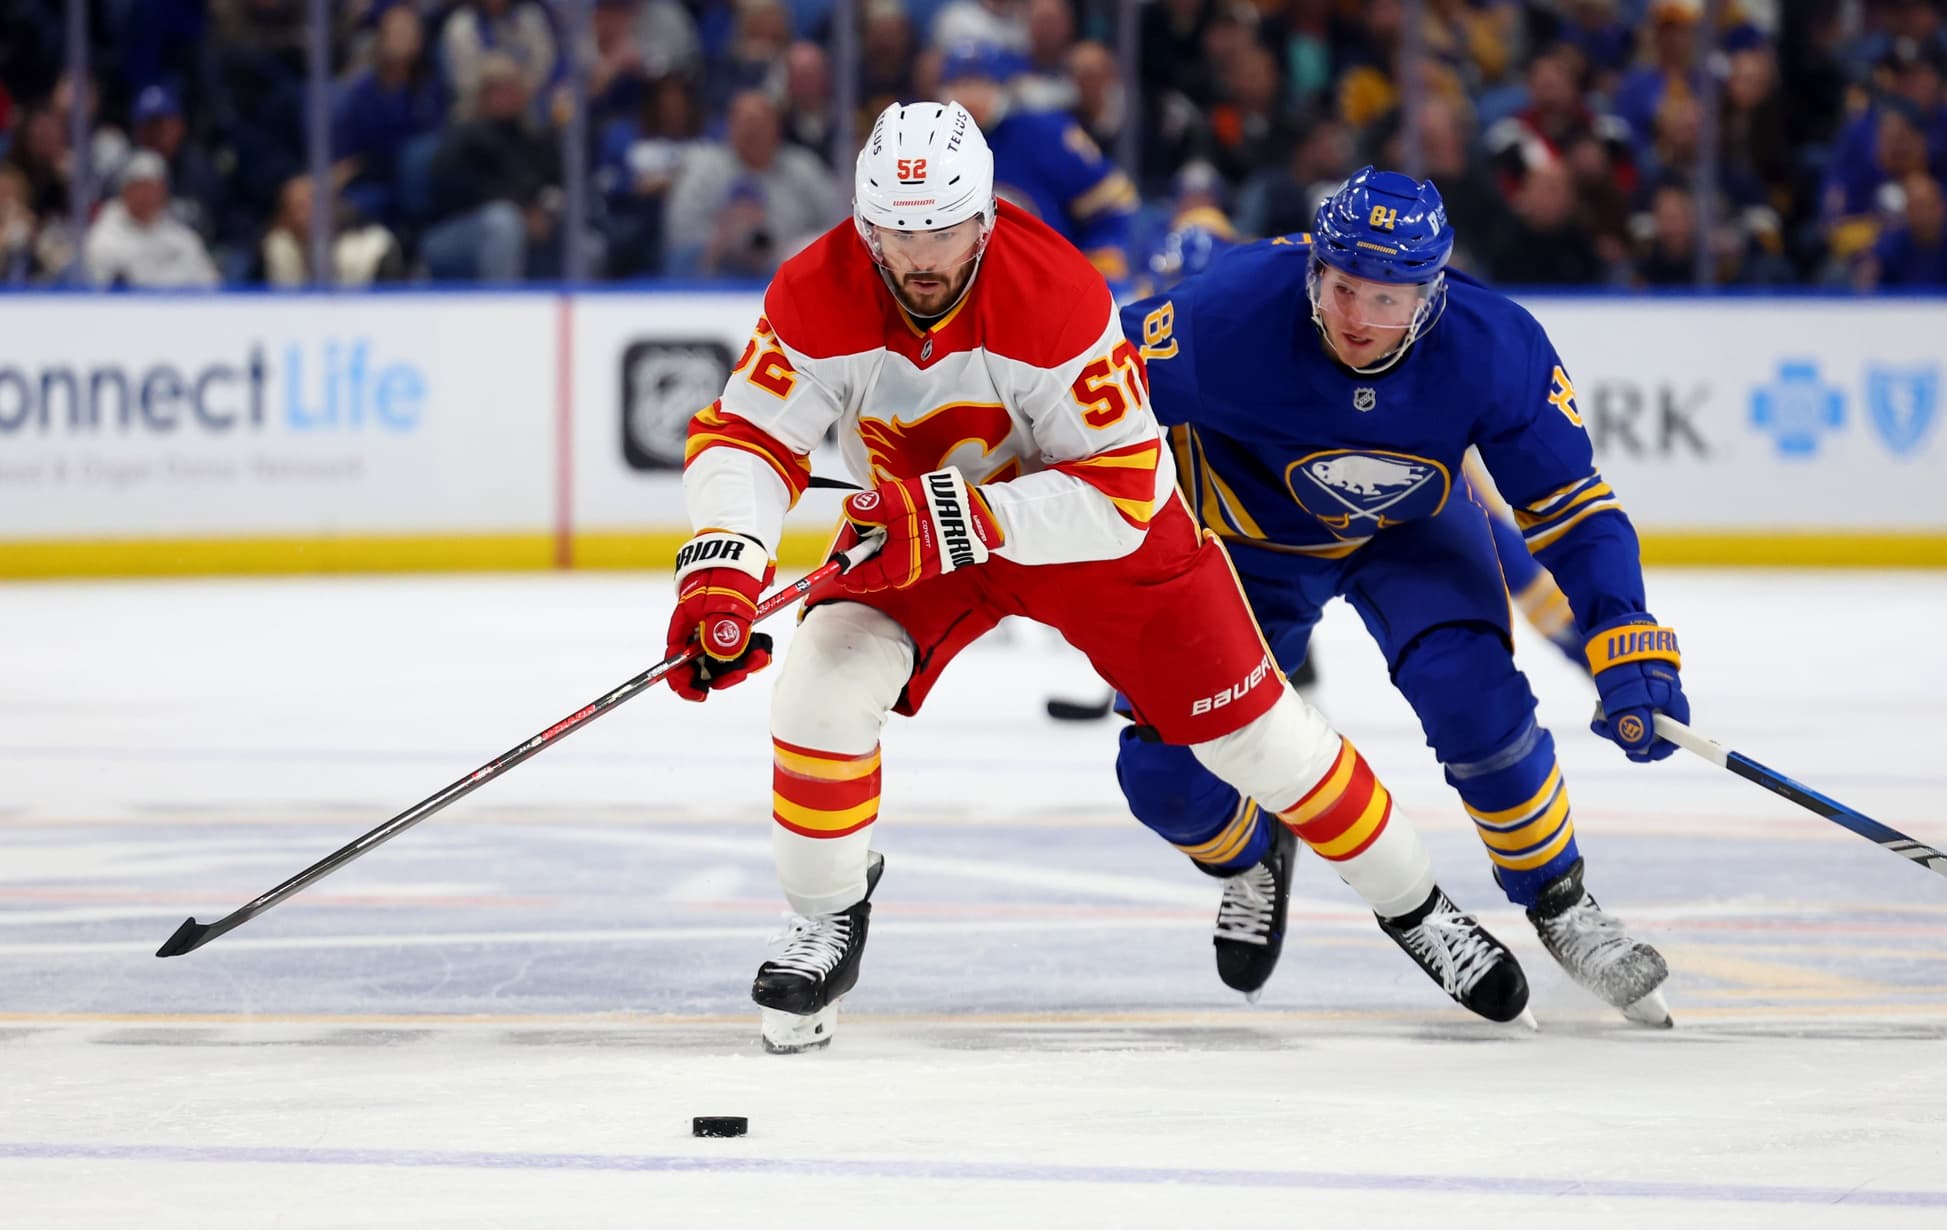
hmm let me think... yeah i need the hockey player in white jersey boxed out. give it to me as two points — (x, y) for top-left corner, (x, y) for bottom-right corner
(667, 101), (1534, 1051)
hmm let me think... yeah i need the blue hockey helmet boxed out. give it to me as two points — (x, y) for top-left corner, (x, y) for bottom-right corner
(1148, 208), (1239, 289)
(941, 42), (1028, 86)
(1312, 165), (1453, 285)
(1308, 166), (1452, 372)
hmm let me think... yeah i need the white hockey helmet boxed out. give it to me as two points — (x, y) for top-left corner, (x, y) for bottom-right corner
(853, 100), (997, 256)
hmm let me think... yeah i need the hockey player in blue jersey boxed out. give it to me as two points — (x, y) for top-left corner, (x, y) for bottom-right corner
(1118, 167), (1689, 1026)
(942, 44), (1139, 279)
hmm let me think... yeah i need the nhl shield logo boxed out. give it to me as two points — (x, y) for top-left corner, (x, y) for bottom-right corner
(1353, 386), (1377, 413)
(1866, 364), (1939, 456)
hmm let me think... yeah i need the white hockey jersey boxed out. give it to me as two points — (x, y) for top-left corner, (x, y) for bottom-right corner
(683, 201), (1174, 566)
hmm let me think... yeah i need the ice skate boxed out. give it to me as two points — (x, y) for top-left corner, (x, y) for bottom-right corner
(1527, 858), (1672, 1027)
(754, 853), (885, 1053)
(1379, 887), (1535, 1027)
(1206, 821), (1297, 1001)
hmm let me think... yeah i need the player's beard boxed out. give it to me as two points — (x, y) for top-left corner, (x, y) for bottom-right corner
(890, 259), (978, 319)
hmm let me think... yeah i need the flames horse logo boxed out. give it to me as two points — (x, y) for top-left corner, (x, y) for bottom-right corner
(857, 402), (1019, 483)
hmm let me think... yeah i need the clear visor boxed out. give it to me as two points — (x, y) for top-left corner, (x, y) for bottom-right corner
(863, 217), (988, 274)
(1308, 264), (1441, 331)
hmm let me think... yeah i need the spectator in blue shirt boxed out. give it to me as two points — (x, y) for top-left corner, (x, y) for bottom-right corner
(333, 3), (446, 230)
(1613, 1), (1702, 150)
(1823, 94), (1936, 266)
(1861, 170), (1947, 288)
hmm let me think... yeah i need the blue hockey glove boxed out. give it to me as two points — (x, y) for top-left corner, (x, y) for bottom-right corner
(1585, 615), (1689, 763)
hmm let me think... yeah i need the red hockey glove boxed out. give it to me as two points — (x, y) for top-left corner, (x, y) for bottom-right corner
(665, 530), (776, 702)
(829, 468), (1004, 595)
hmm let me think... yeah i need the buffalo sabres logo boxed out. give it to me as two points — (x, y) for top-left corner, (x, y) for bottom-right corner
(1285, 449), (1451, 536)
(1353, 387), (1377, 413)
(1866, 363), (1939, 456)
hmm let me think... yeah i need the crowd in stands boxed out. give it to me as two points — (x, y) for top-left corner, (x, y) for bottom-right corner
(1, 0), (1944, 291)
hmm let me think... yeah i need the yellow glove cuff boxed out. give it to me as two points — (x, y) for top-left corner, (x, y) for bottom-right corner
(1585, 624), (1681, 674)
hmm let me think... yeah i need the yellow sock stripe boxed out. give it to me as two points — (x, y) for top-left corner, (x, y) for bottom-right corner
(1283, 741), (1359, 826)
(1307, 782), (1392, 860)
(1463, 764), (1563, 829)
(773, 744), (881, 782)
(771, 793), (880, 833)
(1484, 818), (1578, 872)
(1174, 800), (1259, 863)
(1472, 785), (1571, 853)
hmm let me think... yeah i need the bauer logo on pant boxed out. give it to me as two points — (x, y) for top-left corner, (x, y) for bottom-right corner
(1190, 654), (1272, 716)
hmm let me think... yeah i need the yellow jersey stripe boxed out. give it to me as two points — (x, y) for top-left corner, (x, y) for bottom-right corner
(1524, 498), (1623, 551)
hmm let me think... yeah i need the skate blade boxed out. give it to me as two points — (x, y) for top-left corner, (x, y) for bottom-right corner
(760, 1004), (839, 1054)
(1620, 987), (1673, 1029)
(1513, 1007), (1540, 1032)
(1243, 987), (1263, 1006)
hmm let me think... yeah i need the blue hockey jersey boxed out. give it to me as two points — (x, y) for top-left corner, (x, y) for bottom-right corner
(1122, 234), (1648, 630)
(986, 108), (1137, 278)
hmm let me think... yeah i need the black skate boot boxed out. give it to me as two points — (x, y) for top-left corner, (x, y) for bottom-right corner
(1203, 820), (1297, 1001)
(1379, 887), (1534, 1026)
(752, 852), (884, 1053)
(1526, 857), (1671, 1027)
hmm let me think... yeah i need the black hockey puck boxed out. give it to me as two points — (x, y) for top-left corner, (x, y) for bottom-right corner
(692, 1116), (748, 1138)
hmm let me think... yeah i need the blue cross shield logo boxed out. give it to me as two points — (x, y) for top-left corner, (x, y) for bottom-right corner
(1750, 361), (1844, 458)
(1865, 364), (1939, 456)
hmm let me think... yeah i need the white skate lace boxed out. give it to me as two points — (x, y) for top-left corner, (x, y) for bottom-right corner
(1401, 909), (1502, 996)
(1540, 895), (1641, 974)
(1214, 865), (1277, 945)
(766, 913), (852, 979)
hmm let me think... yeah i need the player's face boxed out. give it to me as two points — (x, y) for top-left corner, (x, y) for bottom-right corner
(1313, 267), (1424, 368)
(874, 218), (984, 316)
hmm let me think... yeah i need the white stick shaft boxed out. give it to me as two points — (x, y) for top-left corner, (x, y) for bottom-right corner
(1653, 713), (1728, 768)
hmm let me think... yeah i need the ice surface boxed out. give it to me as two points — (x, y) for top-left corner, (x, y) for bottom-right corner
(2, 570), (1944, 1228)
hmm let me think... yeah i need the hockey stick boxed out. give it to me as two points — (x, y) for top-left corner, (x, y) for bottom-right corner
(1652, 714), (1947, 880)
(155, 538), (881, 958)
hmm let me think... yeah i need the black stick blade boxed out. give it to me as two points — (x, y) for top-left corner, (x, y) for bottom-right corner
(155, 917), (212, 958)
(1045, 698), (1112, 722)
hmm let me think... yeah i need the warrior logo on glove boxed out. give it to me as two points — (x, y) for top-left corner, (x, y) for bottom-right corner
(830, 467), (1004, 594)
